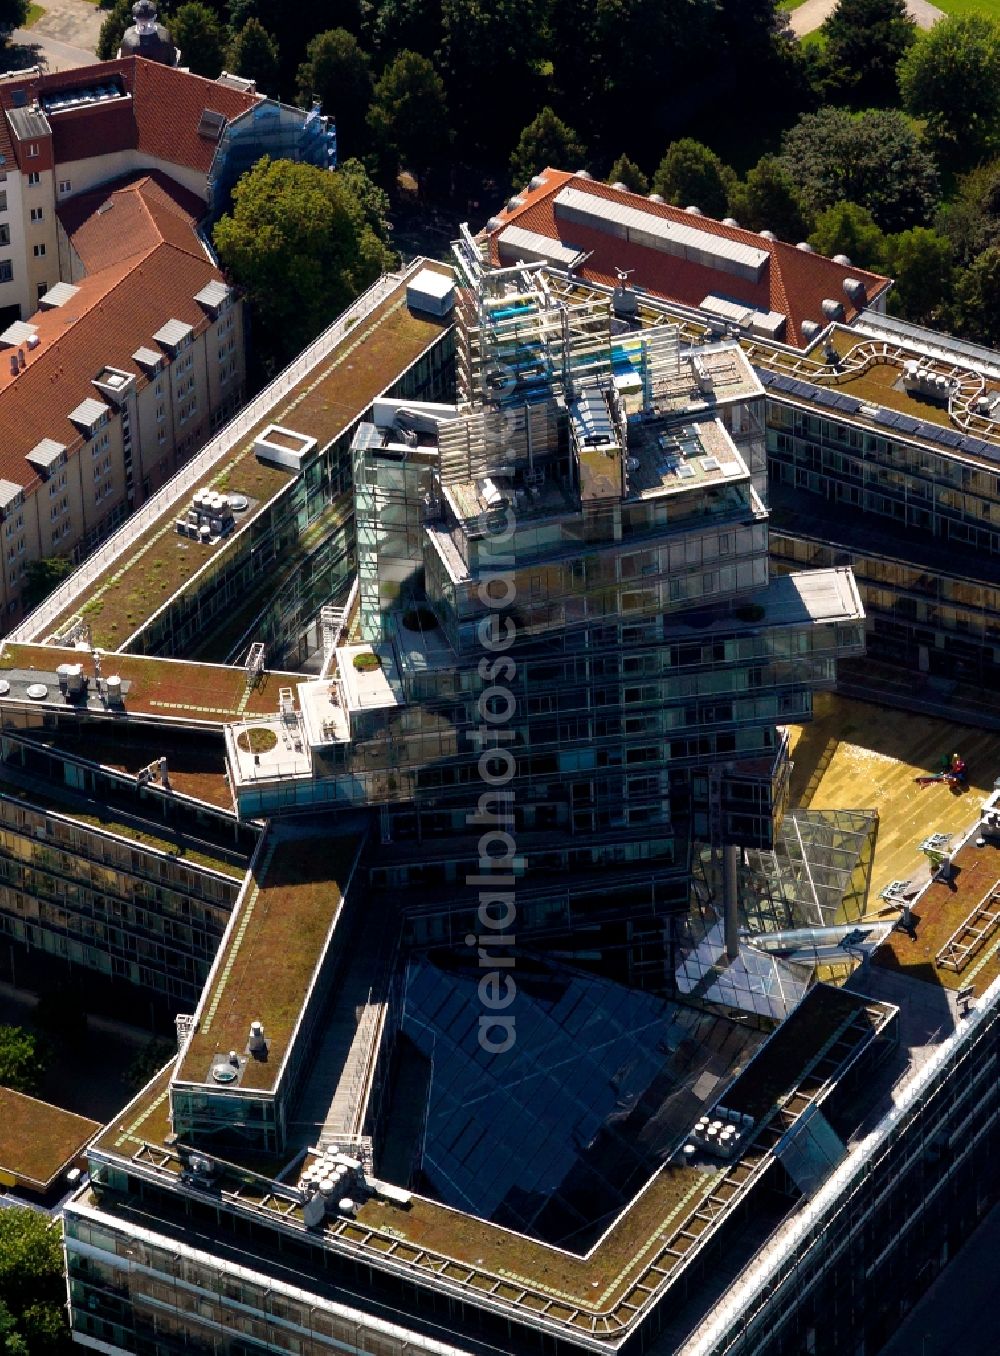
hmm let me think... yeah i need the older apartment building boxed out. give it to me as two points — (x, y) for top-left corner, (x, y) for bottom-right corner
(0, 55), (335, 623)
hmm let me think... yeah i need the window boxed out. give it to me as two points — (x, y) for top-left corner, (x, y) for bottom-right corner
(29, 206), (43, 222)
(26, 143), (38, 158)
(32, 243), (45, 258)
(0, 261), (12, 284)
(58, 179), (71, 194)
(27, 172), (39, 187)
(0, 192), (6, 212)
(36, 283), (46, 301)
(0, 225), (9, 247)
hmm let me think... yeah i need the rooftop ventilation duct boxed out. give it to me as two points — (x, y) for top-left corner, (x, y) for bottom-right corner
(800, 319), (821, 341)
(576, 169), (592, 179)
(796, 241), (815, 253)
(611, 181), (627, 192)
(507, 195), (524, 212)
(527, 174), (546, 190)
(485, 215), (503, 232)
(684, 205), (702, 215)
(759, 229), (776, 241)
(821, 298), (845, 321)
(843, 278), (867, 307)
(833, 253), (852, 267)
(722, 217), (739, 227)
(648, 193), (665, 203)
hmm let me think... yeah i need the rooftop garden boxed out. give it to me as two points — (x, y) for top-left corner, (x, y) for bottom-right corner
(0, 1086), (99, 1189)
(874, 839), (1000, 996)
(0, 643), (299, 726)
(41, 289), (449, 650)
(178, 831), (361, 1092)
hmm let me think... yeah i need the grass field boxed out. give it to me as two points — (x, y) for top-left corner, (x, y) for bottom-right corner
(24, 3), (44, 25)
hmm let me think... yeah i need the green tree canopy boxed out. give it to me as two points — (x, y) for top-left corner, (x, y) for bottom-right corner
(96, 0), (133, 61)
(808, 201), (887, 271)
(607, 154), (649, 195)
(21, 556), (73, 614)
(818, 0), (915, 107)
(779, 107), (939, 233)
(884, 226), (954, 327)
(438, 0), (548, 156)
(651, 139), (736, 220)
(951, 245), (1000, 347)
(213, 156), (396, 367)
(0, 1025), (46, 1095)
(936, 159), (1000, 266)
(0, 1210), (67, 1354)
(0, 0), (28, 35)
(172, 1), (227, 78)
(509, 108), (586, 189)
(727, 155), (813, 242)
(366, 50), (450, 188)
(899, 14), (1000, 167)
(296, 29), (373, 159)
(226, 18), (280, 93)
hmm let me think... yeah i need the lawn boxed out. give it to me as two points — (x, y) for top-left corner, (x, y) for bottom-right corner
(934, 1), (1000, 15)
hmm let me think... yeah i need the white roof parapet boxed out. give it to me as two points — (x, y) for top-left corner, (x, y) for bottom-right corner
(553, 185), (770, 283)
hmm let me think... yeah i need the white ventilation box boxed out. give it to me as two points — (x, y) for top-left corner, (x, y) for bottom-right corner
(253, 424), (317, 472)
(406, 267), (455, 317)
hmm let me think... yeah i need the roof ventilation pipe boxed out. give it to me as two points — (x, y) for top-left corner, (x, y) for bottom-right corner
(684, 204), (702, 215)
(796, 241), (815, 253)
(527, 174), (546, 189)
(722, 217), (739, 227)
(507, 195), (524, 212)
(833, 253), (852, 266)
(611, 181), (627, 192)
(485, 216), (504, 231)
(800, 320), (821, 342)
(843, 278), (867, 307)
(647, 193), (665, 203)
(575, 169), (592, 179)
(759, 229), (777, 241)
(821, 298), (845, 321)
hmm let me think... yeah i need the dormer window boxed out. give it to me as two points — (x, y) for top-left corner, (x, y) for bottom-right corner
(26, 143), (38, 158)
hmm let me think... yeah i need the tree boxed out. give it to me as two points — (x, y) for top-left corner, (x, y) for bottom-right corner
(818, 0), (915, 107)
(0, 1025), (46, 1094)
(296, 29), (373, 160)
(366, 51), (450, 189)
(95, 0), (133, 61)
(779, 107), (939, 233)
(226, 19), (279, 92)
(936, 159), (1000, 266)
(0, 1209), (68, 1354)
(727, 155), (813, 241)
(651, 139), (736, 219)
(951, 246), (1000, 347)
(808, 201), (887, 270)
(884, 227), (954, 327)
(337, 157), (393, 243)
(21, 556), (73, 613)
(607, 155), (648, 195)
(509, 108), (586, 189)
(0, 0), (28, 36)
(438, 0), (548, 157)
(172, 1), (226, 79)
(213, 157), (396, 368)
(899, 15), (1000, 167)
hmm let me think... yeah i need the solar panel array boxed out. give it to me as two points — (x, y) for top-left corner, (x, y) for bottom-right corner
(757, 366), (1000, 464)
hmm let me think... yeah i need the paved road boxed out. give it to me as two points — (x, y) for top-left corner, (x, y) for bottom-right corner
(8, 0), (100, 73)
(788, 0), (944, 38)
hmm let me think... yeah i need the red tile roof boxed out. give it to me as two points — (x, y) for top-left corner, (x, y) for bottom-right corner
(488, 169), (892, 348)
(59, 172), (207, 273)
(0, 174), (221, 490)
(0, 56), (260, 179)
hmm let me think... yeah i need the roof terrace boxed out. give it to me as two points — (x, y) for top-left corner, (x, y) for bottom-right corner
(176, 828), (363, 1093)
(0, 1087), (99, 1192)
(0, 642), (301, 727)
(90, 982), (891, 1345)
(16, 262), (453, 652)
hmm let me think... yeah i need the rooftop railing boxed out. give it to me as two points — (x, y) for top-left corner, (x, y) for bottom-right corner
(7, 265), (422, 648)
